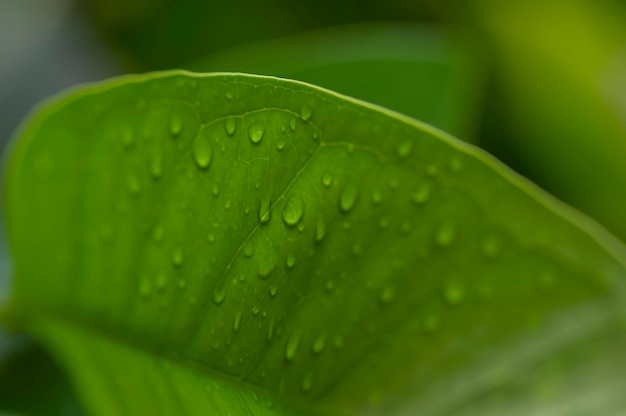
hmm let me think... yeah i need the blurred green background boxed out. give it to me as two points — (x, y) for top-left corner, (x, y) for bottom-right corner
(1, 0), (625, 414)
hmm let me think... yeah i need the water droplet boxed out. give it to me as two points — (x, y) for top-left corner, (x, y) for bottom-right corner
(152, 225), (164, 244)
(412, 183), (432, 205)
(139, 277), (152, 298)
(225, 118), (237, 136)
(436, 223), (456, 247)
(267, 320), (275, 341)
(285, 330), (302, 361)
(282, 196), (304, 227)
(192, 135), (212, 170)
(276, 139), (286, 151)
(399, 222), (411, 235)
(322, 172), (333, 188)
(300, 105), (313, 121)
(443, 282), (464, 305)
(301, 373), (313, 393)
(339, 184), (359, 213)
(248, 122), (265, 144)
(155, 273), (167, 290)
(225, 91), (234, 100)
(325, 280), (335, 292)
(286, 255), (296, 269)
(270, 285), (278, 297)
(244, 242), (254, 258)
(211, 184), (219, 197)
(126, 174), (141, 197)
(178, 279), (187, 289)
(149, 154), (163, 180)
(170, 112), (183, 137)
(537, 271), (557, 293)
(333, 336), (344, 350)
(396, 140), (413, 158)
(427, 164), (439, 177)
(379, 286), (395, 304)
(259, 193), (272, 224)
(371, 190), (382, 204)
(213, 286), (226, 304)
(312, 333), (325, 354)
(289, 117), (297, 131)
(314, 217), (326, 243)
(449, 156), (463, 172)
(423, 314), (440, 333)
(257, 261), (274, 280)
(233, 312), (242, 332)
(352, 243), (363, 257)
(171, 248), (184, 268)
(378, 217), (389, 229)
(482, 235), (500, 258)
(207, 233), (215, 244)
(121, 127), (135, 148)
(252, 305), (261, 315)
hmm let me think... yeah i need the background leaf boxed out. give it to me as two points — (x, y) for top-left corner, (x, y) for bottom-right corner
(4, 72), (626, 415)
(189, 23), (485, 141)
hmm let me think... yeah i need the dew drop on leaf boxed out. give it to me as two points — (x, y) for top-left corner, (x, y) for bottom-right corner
(321, 172), (333, 188)
(436, 223), (456, 247)
(149, 154), (163, 180)
(259, 193), (272, 224)
(121, 127), (135, 149)
(233, 312), (242, 332)
(248, 122), (265, 144)
(396, 140), (413, 158)
(482, 235), (500, 258)
(285, 330), (302, 361)
(213, 286), (226, 305)
(339, 184), (359, 213)
(192, 135), (213, 170)
(224, 118), (237, 136)
(169, 112), (183, 137)
(289, 117), (297, 131)
(257, 260), (274, 280)
(243, 242), (254, 258)
(423, 314), (440, 333)
(171, 248), (184, 268)
(286, 255), (296, 269)
(443, 282), (464, 305)
(152, 225), (164, 244)
(126, 173), (141, 197)
(312, 333), (326, 354)
(301, 373), (313, 393)
(379, 286), (395, 304)
(315, 217), (326, 243)
(155, 273), (167, 290)
(300, 105), (313, 121)
(139, 277), (152, 298)
(412, 183), (432, 205)
(282, 196), (304, 227)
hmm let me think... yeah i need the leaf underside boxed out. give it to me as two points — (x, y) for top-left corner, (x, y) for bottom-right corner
(4, 72), (626, 415)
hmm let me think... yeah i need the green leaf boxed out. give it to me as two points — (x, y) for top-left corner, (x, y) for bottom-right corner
(3, 72), (626, 415)
(189, 24), (485, 141)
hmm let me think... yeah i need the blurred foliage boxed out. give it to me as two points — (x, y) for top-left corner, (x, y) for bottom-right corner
(189, 23), (485, 140)
(0, 337), (83, 415)
(77, 0), (440, 70)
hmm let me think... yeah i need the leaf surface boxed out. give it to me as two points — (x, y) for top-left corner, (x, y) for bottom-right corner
(3, 72), (626, 415)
